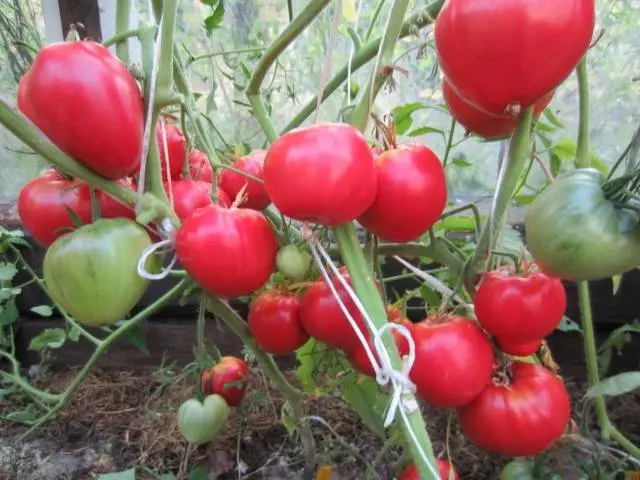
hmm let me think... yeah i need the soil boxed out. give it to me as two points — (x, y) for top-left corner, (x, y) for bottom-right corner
(0, 365), (639, 480)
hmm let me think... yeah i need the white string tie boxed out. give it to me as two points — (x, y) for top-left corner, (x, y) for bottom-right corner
(137, 217), (177, 280)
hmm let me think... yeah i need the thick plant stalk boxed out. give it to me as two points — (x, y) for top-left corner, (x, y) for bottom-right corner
(575, 57), (590, 169)
(115, 0), (131, 63)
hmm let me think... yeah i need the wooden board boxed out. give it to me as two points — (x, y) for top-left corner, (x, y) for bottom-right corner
(57, 0), (102, 42)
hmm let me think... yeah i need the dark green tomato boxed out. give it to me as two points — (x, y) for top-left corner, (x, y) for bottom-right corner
(500, 460), (536, 480)
(524, 168), (640, 281)
(43, 218), (160, 327)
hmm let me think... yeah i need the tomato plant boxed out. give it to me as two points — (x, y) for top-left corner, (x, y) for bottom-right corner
(42, 218), (159, 326)
(457, 362), (571, 457)
(155, 121), (186, 180)
(219, 150), (271, 210)
(177, 394), (230, 445)
(434, 0), (595, 115)
(409, 315), (494, 408)
(248, 289), (310, 355)
(357, 143), (447, 243)
(525, 168), (640, 281)
(201, 356), (249, 407)
(164, 179), (230, 221)
(442, 78), (555, 140)
(499, 460), (536, 480)
(399, 459), (459, 480)
(276, 244), (311, 281)
(473, 265), (566, 343)
(17, 40), (144, 179)
(263, 123), (378, 226)
(175, 204), (278, 298)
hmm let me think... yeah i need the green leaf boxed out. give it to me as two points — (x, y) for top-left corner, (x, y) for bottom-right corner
(5, 407), (37, 424)
(280, 401), (296, 436)
(514, 194), (538, 205)
(121, 325), (150, 355)
(598, 321), (640, 354)
(407, 126), (445, 142)
(97, 468), (136, 480)
(187, 467), (209, 480)
(557, 316), (582, 333)
(203, 1), (225, 35)
(295, 339), (323, 393)
(585, 371), (640, 398)
(451, 156), (472, 168)
(29, 328), (66, 351)
(63, 205), (85, 228)
(0, 262), (18, 281)
(391, 102), (426, 135)
(30, 305), (53, 317)
(420, 285), (440, 309)
(612, 275), (623, 295)
(339, 375), (386, 438)
(0, 299), (18, 326)
(68, 324), (82, 342)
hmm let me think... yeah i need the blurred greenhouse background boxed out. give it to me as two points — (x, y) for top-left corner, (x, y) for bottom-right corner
(0, 0), (638, 202)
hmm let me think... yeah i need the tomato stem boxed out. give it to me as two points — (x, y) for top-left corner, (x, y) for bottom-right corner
(114, 0), (131, 64)
(575, 57), (591, 169)
(463, 108), (534, 294)
(103, 27), (151, 49)
(196, 300), (207, 368)
(205, 296), (317, 470)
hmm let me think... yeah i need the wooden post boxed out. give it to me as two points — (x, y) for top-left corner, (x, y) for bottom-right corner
(42, 0), (102, 44)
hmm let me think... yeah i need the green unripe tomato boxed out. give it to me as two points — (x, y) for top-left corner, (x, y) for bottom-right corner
(177, 394), (230, 445)
(43, 218), (161, 327)
(276, 244), (311, 281)
(500, 459), (536, 480)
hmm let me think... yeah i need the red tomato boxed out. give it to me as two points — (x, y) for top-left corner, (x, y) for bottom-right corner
(299, 271), (377, 351)
(409, 315), (494, 408)
(357, 144), (447, 243)
(201, 356), (249, 407)
(497, 337), (542, 357)
(18, 171), (93, 246)
(164, 179), (230, 221)
(434, 0), (595, 116)
(219, 150), (271, 210)
(442, 78), (555, 139)
(247, 289), (310, 355)
(399, 459), (460, 480)
(175, 204), (278, 298)
(457, 362), (571, 457)
(17, 41), (143, 179)
(263, 123), (377, 226)
(347, 329), (410, 377)
(187, 149), (213, 182)
(473, 266), (567, 343)
(98, 178), (136, 220)
(156, 121), (186, 180)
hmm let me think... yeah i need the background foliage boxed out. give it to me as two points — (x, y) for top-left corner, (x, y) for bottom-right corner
(0, 0), (638, 202)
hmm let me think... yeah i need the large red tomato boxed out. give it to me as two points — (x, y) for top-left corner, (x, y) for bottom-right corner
(357, 144), (447, 242)
(263, 123), (377, 226)
(164, 179), (230, 221)
(347, 328), (410, 377)
(457, 362), (571, 457)
(17, 41), (144, 179)
(248, 289), (310, 355)
(442, 78), (555, 140)
(175, 204), (278, 298)
(399, 460), (459, 480)
(201, 356), (249, 407)
(496, 337), (541, 357)
(18, 171), (93, 246)
(219, 150), (271, 210)
(434, 0), (596, 116)
(299, 270), (378, 351)
(98, 178), (136, 220)
(156, 121), (186, 180)
(409, 315), (494, 408)
(473, 265), (567, 344)
(187, 149), (213, 182)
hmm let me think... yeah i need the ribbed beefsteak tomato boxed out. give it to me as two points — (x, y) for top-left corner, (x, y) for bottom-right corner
(156, 121), (186, 180)
(399, 460), (459, 480)
(175, 204), (278, 298)
(248, 289), (310, 355)
(164, 179), (230, 221)
(524, 168), (640, 281)
(42, 218), (159, 326)
(263, 123), (377, 226)
(219, 150), (271, 210)
(187, 149), (213, 182)
(18, 171), (92, 246)
(357, 143), (447, 243)
(17, 41), (144, 179)
(457, 362), (571, 457)
(434, 0), (595, 116)
(201, 356), (249, 407)
(473, 265), (566, 343)
(409, 315), (494, 408)
(442, 78), (555, 140)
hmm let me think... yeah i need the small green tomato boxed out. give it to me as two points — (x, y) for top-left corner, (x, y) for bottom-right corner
(276, 244), (311, 281)
(177, 394), (230, 445)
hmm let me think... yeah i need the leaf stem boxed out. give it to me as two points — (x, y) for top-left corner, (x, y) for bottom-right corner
(0, 351), (60, 402)
(115, 0), (131, 63)
(364, 0), (388, 41)
(185, 46), (267, 67)
(575, 57), (590, 169)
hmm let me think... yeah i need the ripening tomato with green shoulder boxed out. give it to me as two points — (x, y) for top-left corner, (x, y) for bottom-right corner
(524, 168), (640, 281)
(248, 289), (310, 355)
(442, 77), (555, 140)
(155, 120), (186, 180)
(409, 314), (494, 408)
(457, 362), (571, 457)
(18, 170), (93, 246)
(473, 263), (567, 344)
(263, 123), (378, 226)
(17, 40), (144, 179)
(219, 150), (271, 210)
(164, 179), (230, 221)
(357, 143), (447, 243)
(42, 218), (160, 327)
(176, 204), (278, 298)
(201, 356), (249, 407)
(177, 394), (230, 445)
(435, 0), (595, 116)
(398, 459), (459, 480)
